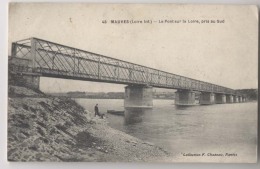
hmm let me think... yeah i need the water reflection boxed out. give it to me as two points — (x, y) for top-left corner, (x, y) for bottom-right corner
(124, 108), (149, 125)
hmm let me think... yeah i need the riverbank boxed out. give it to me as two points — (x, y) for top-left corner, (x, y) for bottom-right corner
(8, 85), (170, 162)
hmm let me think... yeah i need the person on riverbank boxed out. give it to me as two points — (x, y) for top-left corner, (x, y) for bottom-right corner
(94, 104), (104, 119)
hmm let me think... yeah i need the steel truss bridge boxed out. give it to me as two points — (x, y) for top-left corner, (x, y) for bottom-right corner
(10, 37), (241, 96)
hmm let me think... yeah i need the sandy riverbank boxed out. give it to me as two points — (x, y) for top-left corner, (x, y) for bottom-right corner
(8, 85), (170, 162)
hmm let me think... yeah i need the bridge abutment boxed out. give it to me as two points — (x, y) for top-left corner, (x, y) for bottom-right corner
(124, 85), (153, 108)
(199, 92), (215, 105)
(226, 95), (234, 103)
(9, 72), (40, 90)
(215, 93), (226, 104)
(175, 90), (196, 106)
(9, 57), (40, 90)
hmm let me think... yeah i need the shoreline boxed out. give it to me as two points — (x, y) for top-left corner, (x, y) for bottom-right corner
(8, 85), (171, 162)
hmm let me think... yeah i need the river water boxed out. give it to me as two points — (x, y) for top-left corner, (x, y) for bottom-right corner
(76, 99), (257, 162)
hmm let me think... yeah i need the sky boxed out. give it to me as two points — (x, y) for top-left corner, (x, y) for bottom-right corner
(8, 4), (258, 93)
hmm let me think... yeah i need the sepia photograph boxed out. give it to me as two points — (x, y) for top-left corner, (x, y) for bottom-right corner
(7, 3), (258, 163)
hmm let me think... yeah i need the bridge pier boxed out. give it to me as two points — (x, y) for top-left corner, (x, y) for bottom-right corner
(239, 96), (243, 103)
(215, 93), (226, 104)
(124, 85), (153, 108)
(226, 95), (234, 103)
(199, 92), (215, 105)
(175, 90), (196, 106)
(233, 96), (239, 103)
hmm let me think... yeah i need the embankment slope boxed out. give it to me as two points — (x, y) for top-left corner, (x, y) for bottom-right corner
(8, 85), (170, 162)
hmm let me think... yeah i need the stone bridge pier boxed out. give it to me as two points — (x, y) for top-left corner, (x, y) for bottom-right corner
(215, 93), (226, 104)
(124, 85), (153, 108)
(239, 96), (243, 103)
(226, 95), (234, 103)
(233, 96), (239, 103)
(175, 89), (196, 106)
(199, 92), (215, 105)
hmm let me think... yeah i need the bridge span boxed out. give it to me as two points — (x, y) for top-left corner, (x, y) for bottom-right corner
(9, 37), (246, 107)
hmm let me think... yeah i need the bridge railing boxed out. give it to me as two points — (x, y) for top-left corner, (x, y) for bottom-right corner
(11, 37), (237, 95)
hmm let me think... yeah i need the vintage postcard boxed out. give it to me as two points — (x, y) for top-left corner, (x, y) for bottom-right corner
(8, 3), (258, 162)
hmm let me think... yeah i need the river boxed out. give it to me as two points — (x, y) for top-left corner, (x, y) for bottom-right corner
(76, 99), (257, 162)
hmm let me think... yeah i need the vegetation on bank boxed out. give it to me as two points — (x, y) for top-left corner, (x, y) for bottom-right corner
(235, 89), (258, 100)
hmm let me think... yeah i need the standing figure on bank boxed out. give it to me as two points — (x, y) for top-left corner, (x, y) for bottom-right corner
(94, 104), (99, 117)
(94, 104), (104, 118)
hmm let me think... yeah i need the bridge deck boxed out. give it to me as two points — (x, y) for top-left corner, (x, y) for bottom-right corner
(10, 37), (237, 95)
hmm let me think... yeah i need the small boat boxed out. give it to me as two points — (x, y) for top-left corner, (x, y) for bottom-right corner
(107, 110), (125, 116)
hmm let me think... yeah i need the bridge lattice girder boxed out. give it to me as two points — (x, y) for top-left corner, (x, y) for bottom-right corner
(10, 37), (238, 95)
